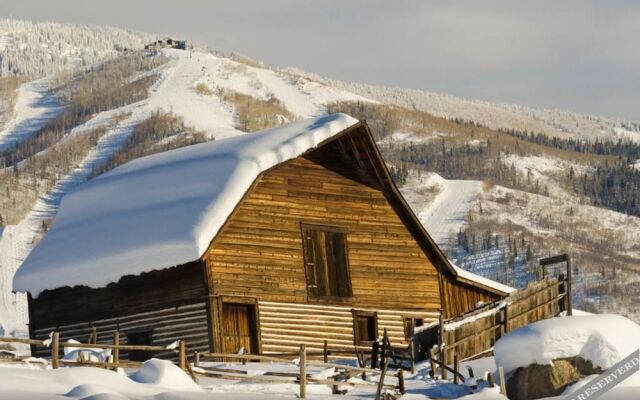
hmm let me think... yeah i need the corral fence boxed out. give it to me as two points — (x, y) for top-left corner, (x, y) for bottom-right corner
(0, 332), (189, 372)
(416, 254), (572, 369)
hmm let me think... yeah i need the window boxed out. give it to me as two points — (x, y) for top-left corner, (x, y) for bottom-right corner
(403, 317), (424, 339)
(353, 310), (378, 345)
(301, 224), (352, 298)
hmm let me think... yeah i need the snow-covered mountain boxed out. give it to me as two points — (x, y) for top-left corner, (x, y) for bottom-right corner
(0, 20), (639, 337)
(0, 19), (153, 77)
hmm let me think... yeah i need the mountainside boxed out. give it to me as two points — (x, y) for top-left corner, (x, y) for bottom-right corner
(0, 20), (638, 337)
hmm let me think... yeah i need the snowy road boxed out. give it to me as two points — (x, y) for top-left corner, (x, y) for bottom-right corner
(0, 78), (63, 153)
(417, 179), (483, 249)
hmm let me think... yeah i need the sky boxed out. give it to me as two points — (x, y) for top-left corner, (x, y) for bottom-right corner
(2, 0), (639, 120)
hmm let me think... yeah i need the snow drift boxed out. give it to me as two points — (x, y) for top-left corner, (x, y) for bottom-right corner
(494, 314), (640, 383)
(13, 113), (358, 296)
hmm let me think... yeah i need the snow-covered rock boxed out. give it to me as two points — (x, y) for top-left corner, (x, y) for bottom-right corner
(494, 314), (640, 381)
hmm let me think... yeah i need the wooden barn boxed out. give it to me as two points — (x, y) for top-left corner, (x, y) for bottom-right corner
(14, 114), (512, 360)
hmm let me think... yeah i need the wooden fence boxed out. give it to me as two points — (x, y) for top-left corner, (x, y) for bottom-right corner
(417, 273), (569, 366)
(0, 332), (188, 371)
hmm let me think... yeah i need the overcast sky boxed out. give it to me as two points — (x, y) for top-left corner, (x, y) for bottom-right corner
(2, 1), (639, 120)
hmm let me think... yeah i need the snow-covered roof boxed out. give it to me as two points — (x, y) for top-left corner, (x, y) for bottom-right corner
(14, 113), (359, 296)
(451, 263), (516, 295)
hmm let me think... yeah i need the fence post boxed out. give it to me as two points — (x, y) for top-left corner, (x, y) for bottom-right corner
(487, 371), (495, 387)
(113, 331), (120, 370)
(375, 358), (388, 400)
(371, 341), (379, 369)
(179, 340), (187, 371)
(453, 354), (459, 384)
(566, 257), (573, 316)
(194, 351), (200, 367)
(438, 310), (447, 379)
(503, 303), (510, 334)
(428, 346), (437, 378)
(398, 369), (405, 394)
(323, 340), (328, 364)
(299, 344), (306, 399)
(409, 340), (416, 374)
(51, 332), (60, 369)
(498, 366), (506, 395)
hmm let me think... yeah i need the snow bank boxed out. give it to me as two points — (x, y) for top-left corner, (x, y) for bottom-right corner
(129, 359), (202, 392)
(494, 314), (640, 379)
(13, 113), (358, 296)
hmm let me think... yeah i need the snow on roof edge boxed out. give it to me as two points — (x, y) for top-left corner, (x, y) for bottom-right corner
(451, 263), (516, 294)
(14, 113), (359, 296)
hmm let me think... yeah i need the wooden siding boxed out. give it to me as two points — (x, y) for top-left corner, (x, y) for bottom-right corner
(32, 302), (210, 360)
(440, 276), (500, 319)
(258, 301), (438, 353)
(205, 139), (443, 313)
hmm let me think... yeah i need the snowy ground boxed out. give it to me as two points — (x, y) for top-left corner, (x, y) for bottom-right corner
(0, 357), (507, 400)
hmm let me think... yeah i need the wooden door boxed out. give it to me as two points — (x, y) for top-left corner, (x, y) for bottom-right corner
(221, 303), (258, 354)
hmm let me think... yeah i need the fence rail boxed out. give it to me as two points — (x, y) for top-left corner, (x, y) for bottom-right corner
(0, 332), (187, 372)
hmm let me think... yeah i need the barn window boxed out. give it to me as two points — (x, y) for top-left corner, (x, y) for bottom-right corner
(353, 310), (378, 345)
(301, 224), (352, 298)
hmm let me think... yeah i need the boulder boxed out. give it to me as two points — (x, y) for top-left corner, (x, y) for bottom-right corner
(506, 357), (602, 400)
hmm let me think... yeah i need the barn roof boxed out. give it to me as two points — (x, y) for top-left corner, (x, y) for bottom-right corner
(14, 114), (359, 296)
(14, 113), (511, 298)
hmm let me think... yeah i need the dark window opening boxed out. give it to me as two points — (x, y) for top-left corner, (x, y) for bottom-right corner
(126, 330), (153, 361)
(301, 224), (352, 298)
(353, 311), (378, 345)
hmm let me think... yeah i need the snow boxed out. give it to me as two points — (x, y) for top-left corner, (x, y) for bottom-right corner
(452, 265), (515, 295)
(494, 314), (640, 384)
(130, 359), (203, 391)
(417, 178), (483, 249)
(13, 113), (358, 296)
(0, 77), (63, 153)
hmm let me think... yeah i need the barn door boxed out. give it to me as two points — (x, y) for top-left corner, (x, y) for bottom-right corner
(221, 303), (258, 355)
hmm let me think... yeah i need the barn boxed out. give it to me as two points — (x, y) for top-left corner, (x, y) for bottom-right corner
(13, 113), (512, 359)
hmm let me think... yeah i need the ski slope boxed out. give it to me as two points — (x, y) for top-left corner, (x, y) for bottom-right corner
(416, 179), (483, 249)
(0, 77), (63, 153)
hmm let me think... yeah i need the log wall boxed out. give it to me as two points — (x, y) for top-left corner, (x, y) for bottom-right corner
(257, 301), (439, 353)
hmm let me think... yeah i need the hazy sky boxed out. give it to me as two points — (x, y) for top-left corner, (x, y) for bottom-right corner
(2, 1), (639, 120)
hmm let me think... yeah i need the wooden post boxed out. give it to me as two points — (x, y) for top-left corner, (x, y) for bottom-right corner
(332, 373), (340, 394)
(453, 354), (460, 384)
(371, 341), (379, 369)
(299, 344), (306, 399)
(409, 341), (416, 374)
(91, 326), (97, 344)
(397, 369), (405, 395)
(498, 366), (506, 395)
(428, 346), (437, 378)
(179, 340), (187, 371)
(503, 303), (510, 334)
(323, 340), (328, 364)
(194, 351), (200, 367)
(113, 331), (120, 370)
(487, 371), (495, 387)
(566, 257), (573, 316)
(374, 359), (388, 400)
(51, 332), (60, 369)
(438, 310), (447, 379)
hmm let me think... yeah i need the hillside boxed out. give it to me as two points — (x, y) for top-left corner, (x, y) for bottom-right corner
(0, 20), (639, 337)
